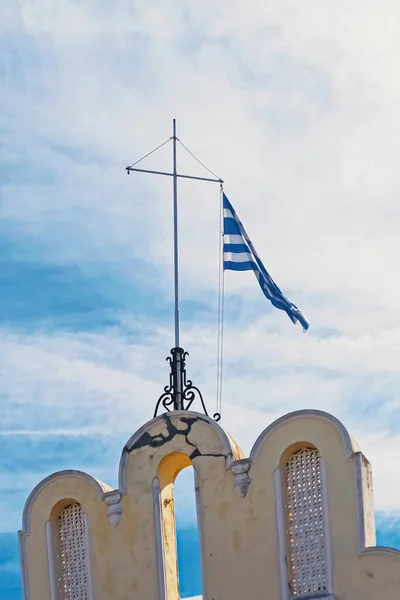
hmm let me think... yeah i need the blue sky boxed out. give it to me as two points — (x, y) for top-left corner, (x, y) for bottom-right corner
(2, 1), (400, 598)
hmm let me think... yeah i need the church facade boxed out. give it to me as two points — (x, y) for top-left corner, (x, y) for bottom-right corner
(19, 409), (400, 599)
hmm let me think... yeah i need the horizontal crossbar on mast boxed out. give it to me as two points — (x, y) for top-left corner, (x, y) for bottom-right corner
(126, 165), (223, 184)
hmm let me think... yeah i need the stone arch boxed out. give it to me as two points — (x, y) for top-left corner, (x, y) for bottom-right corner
(17, 409), (400, 600)
(118, 411), (243, 600)
(21, 470), (111, 535)
(157, 452), (193, 600)
(244, 411), (361, 600)
(19, 470), (112, 600)
(249, 409), (358, 463)
(118, 410), (240, 494)
(246, 409), (400, 600)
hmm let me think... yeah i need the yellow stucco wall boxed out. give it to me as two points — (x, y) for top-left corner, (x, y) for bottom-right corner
(19, 409), (400, 600)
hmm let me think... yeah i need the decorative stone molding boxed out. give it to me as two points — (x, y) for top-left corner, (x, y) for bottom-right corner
(231, 458), (251, 498)
(103, 491), (122, 527)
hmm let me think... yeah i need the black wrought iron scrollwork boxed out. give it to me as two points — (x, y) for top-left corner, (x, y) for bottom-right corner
(154, 347), (221, 422)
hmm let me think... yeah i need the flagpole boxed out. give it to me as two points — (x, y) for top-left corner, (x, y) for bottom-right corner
(172, 119), (179, 349)
(126, 121), (222, 420)
(172, 118), (183, 411)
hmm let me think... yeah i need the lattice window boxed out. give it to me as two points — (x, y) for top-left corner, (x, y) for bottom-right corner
(58, 503), (91, 600)
(285, 448), (327, 597)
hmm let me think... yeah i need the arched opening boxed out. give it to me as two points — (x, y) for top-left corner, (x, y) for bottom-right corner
(157, 453), (203, 600)
(280, 444), (330, 598)
(48, 499), (92, 600)
(175, 466), (202, 599)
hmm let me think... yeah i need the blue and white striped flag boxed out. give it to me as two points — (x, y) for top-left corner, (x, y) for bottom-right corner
(223, 193), (309, 331)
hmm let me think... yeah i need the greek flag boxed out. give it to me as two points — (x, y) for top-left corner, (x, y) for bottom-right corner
(223, 193), (309, 331)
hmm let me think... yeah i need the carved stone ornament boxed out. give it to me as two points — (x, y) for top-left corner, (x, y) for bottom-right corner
(103, 491), (122, 527)
(231, 459), (251, 498)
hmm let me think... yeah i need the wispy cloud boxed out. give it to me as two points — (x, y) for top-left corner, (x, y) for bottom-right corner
(1, 1), (400, 597)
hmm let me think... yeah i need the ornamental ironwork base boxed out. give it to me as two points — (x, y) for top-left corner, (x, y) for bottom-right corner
(154, 347), (221, 422)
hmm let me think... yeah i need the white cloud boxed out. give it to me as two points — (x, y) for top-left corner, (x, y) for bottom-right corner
(0, 317), (399, 512)
(2, 0), (400, 524)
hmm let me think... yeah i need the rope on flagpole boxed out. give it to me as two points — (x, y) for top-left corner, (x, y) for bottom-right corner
(177, 138), (223, 181)
(216, 183), (225, 418)
(126, 137), (172, 169)
(174, 136), (225, 416)
(175, 135), (225, 417)
(216, 186), (222, 416)
(219, 254), (225, 417)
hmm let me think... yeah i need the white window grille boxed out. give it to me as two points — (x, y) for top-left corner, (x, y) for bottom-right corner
(285, 448), (328, 597)
(58, 503), (91, 600)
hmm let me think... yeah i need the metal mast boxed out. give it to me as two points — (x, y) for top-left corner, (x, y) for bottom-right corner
(172, 119), (179, 349)
(126, 120), (222, 420)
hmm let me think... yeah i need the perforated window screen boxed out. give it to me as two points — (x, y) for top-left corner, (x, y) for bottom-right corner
(285, 448), (328, 597)
(58, 503), (91, 600)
